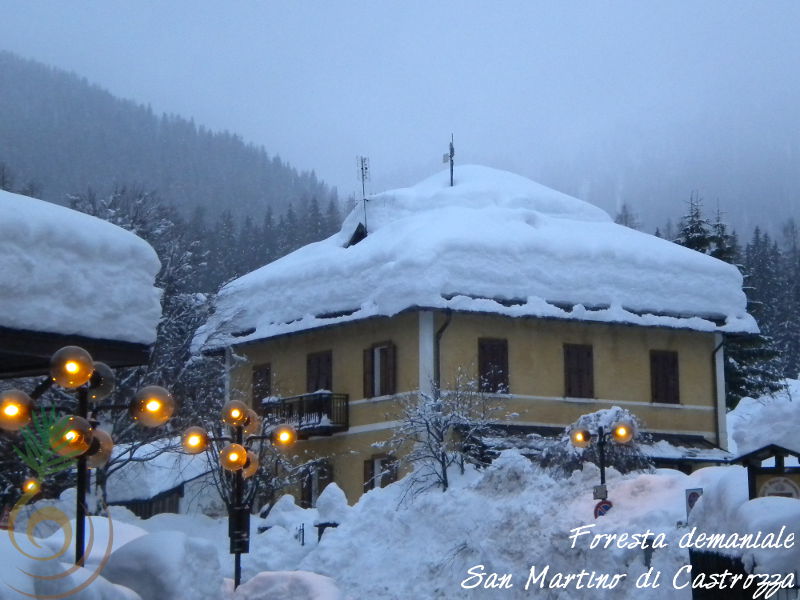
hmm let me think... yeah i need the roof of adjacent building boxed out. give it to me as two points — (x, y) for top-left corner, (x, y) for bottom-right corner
(195, 165), (756, 352)
(0, 189), (162, 346)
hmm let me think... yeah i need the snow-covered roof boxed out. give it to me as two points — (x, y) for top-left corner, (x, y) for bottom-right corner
(106, 441), (211, 503)
(0, 190), (162, 345)
(195, 165), (756, 351)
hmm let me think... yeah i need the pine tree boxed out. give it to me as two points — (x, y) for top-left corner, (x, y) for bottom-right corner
(675, 192), (712, 252)
(324, 196), (343, 236)
(671, 202), (784, 408)
(614, 203), (640, 229)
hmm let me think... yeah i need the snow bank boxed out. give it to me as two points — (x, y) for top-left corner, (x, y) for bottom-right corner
(196, 165), (755, 351)
(227, 571), (343, 600)
(0, 189), (161, 345)
(727, 378), (800, 455)
(101, 530), (222, 600)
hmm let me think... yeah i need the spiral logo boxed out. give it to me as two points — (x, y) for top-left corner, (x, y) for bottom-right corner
(4, 488), (115, 598)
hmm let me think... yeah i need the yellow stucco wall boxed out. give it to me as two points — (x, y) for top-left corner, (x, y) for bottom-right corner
(230, 309), (720, 504)
(438, 312), (718, 437)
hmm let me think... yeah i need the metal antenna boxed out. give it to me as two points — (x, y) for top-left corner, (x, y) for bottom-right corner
(357, 156), (370, 230)
(442, 134), (455, 186)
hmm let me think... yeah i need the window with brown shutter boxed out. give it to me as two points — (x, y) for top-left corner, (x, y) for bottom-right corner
(306, 350), (333, 392)
(363, 341), (397, 398)
(364, 454), (397, 491)
(300, 460), (333, 508)
(478, 338), (509, 393)
(651, 350), (679, 404)
(564, 343), (594, 398)
(252, 364), (271, 412)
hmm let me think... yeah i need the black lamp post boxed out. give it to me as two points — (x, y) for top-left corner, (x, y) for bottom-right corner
(0, 345), (175, 564)
(570, 421), (635, 499)
(181, 400), (296, 589)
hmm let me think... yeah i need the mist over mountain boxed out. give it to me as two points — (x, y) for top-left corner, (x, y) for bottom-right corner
(0, 51), (337, 219)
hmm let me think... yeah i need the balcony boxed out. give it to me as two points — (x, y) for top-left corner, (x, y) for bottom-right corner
(262, 391), (349, 437)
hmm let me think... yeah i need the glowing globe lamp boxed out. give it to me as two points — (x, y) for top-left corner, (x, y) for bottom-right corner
(88, 362), (116, 402)
(612, 422), (634, 444)
(86, 428), (114, 468)
(271, 425), (297, 447)
(221, 400), (249, 427)
(570, 428), (592, 448)
(242, 450), (260, 479)
(50, 346), (94, 388)
(130, 386), (175, 427)
(220, 443), (248, 471)
(49, 415), (94, 457)
(0, 389), (33, 432)
(181, 426), (209, 454)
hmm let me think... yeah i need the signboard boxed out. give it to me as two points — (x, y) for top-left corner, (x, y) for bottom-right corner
(757, 475), (800, 499)
(685, 488), (703, 519)
(594, 500), (613, 518)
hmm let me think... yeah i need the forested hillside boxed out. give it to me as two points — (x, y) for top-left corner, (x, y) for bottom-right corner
(0, 51), (336, 220)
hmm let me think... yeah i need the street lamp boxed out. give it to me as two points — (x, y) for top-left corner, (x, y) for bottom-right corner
(570, 421), (635, 500)
(182, 406), (296, 589)
(0, 345), (175, 564)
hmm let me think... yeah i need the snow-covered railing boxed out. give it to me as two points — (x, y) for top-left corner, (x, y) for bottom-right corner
(263, 392), (349, 435)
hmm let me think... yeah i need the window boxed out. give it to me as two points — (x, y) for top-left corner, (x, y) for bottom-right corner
(363, 454), (398, 491)
(363, 342), (397, 398)
(478, 338), (509, 393)
(651, 350), (679, 404)
(300, 460), (334, 508)
(252, 364), (271, 412)
(306, 350), (333, 393)
(564, 343), (594, 398)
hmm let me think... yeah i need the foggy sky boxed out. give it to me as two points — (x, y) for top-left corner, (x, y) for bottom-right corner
(1, 1), (798, 233)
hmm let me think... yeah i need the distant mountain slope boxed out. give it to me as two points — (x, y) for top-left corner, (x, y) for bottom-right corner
(0, 51), (335, 217)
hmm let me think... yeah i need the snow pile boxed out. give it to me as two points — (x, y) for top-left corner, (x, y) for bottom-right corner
(101, 530), (222, 600)
(104, 440), (211, 504)
(727, 378), (800, 456)
(0, 190), (162, 344)
(227, 571), (343, 600)
(313, 483), (349, 525)
(196, 165), (755, 350)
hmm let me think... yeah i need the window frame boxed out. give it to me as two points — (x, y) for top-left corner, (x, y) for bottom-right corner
(363, 341), (397, 398)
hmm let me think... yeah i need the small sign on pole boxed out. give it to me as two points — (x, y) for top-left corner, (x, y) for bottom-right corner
(594, 499), (613, 518)
(685, 488), (703, 519)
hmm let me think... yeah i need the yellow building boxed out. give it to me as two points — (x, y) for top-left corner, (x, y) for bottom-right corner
(194, 166), (756, 505)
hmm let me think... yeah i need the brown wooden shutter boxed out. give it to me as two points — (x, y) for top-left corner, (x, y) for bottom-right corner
(651, 350), (679, 404)
(363, 348), (374, 398)
(478, 338), (508, 393)
(363, 459), (375, 491)
(322, 351), (332, 390)
(564, 344), (593, 398)
(307, 351), (333, 392)
(319, 460), (334, 493)
(306, 354), (316, 393)
(385, 342), (397, 395)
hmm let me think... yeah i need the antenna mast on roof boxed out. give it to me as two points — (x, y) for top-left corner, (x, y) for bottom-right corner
(442, 134), (455, 186)
(357, 155), (370, 231)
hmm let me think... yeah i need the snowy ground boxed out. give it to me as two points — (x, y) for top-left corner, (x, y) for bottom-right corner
(2, 382), (798, 599)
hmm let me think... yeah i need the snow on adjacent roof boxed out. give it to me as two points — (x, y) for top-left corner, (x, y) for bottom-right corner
(195, 165), (756, 351)
(0, 190), (162, 345)
(106, 440), (211, 503)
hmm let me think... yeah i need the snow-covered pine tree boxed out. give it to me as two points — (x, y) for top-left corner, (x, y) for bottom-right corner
(674, 192), (712, 252)
(671, 204), (785, 408)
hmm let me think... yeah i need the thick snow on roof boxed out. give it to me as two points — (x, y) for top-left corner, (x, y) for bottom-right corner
(196, 165), (756, 350)
(0, 190), (161, 345)
(106, 440), (211, 503)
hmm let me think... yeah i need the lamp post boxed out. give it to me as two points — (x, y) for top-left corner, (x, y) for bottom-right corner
(570, 421), (635, 500)
(0, 345), (175, 564)
(181, 401), (296, 589)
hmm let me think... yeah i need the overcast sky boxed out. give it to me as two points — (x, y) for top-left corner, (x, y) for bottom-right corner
(1, 1), (798, 232)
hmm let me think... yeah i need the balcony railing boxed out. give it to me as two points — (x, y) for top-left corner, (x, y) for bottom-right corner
(262, 391), (349, 436)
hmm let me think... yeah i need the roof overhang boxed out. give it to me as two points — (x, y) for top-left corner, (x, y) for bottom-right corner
(0, 325), (151, 379)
